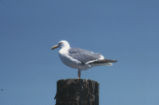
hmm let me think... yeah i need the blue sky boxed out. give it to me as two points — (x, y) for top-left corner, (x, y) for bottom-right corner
(0, 0), (159, 105)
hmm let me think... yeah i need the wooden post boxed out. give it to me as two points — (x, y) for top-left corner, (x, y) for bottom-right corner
(55, 79), (99, 105)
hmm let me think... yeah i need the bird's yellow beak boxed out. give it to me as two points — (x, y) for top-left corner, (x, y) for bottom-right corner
(51, 45), (59, 50)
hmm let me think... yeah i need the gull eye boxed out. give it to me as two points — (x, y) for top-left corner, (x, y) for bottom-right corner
(58, 42), (63, 46)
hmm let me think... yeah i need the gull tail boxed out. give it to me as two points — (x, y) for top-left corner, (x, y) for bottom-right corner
(88, 59), (117, 66)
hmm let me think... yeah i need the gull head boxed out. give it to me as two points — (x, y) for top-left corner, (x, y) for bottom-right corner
(51, 40), (70, 50)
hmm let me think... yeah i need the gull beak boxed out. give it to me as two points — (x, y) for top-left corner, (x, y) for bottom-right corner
(51, 44), (59, 50)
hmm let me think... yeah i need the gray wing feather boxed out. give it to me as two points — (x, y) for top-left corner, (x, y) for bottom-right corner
(69, 48), (102, 63)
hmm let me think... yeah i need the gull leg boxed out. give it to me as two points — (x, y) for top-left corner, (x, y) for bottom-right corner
(78, 69), (81, 79)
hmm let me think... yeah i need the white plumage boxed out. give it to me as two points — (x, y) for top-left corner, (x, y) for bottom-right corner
(51, 40), (117, 79)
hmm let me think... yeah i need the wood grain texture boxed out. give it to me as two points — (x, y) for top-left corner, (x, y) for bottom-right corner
(55, 79), (99, 105)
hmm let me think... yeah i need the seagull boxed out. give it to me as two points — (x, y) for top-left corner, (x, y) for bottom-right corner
(51, 40), (117, 79)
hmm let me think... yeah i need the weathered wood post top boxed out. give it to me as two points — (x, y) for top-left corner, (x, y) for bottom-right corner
(55, 79), (99, 105)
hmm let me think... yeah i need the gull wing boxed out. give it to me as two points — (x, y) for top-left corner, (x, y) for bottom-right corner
(69, 48), (103, 64)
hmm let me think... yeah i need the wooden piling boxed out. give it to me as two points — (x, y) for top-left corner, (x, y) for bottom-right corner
(55, 79), (99, 105)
